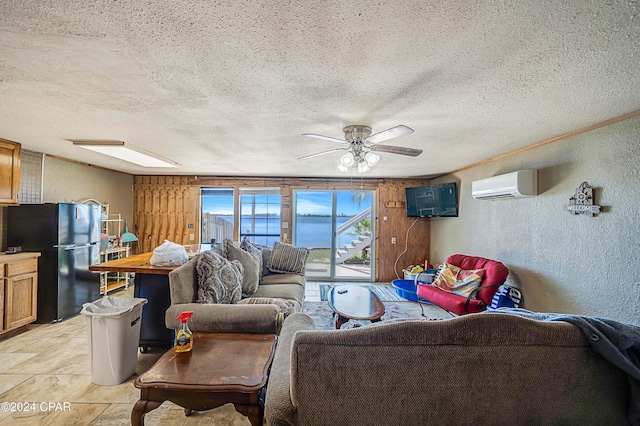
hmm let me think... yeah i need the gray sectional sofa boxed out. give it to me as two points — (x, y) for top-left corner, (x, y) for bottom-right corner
(264, 312), (635, 425)
(164, 252), (305, 334)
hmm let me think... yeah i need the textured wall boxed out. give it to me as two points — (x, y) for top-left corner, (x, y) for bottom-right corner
(42, 156), (134, 224)
(430, 116), (640, 325)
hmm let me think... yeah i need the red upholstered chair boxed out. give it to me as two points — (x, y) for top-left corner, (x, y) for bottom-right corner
(416, 254), (509, 316)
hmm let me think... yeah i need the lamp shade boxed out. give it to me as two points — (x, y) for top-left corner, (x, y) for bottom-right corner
(340, 152), (355, 167)
(357, 162), (370, 173)
(365, 152), (380, 166)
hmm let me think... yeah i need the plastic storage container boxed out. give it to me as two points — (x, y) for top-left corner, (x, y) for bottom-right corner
(403, 270), (436, 282)
(392, 279), (421, 302)
(81, 297), (147, 385)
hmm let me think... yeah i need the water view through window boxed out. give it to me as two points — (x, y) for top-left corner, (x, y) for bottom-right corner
(239, 188), (281, 246)
(294, 190), (374, 281)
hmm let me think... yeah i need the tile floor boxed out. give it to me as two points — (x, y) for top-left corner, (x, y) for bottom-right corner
(0, 281), (360, 425)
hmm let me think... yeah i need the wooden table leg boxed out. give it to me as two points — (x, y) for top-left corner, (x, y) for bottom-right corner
(335, 315), (349, 329)
(131, 399), (163, 426)
(234, 404), (263, 426)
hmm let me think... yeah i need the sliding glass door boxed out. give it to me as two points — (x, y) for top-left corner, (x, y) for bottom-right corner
(294, 190), (374, 281)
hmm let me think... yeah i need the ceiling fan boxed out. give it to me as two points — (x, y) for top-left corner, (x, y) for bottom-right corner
(299, 125), (422, 172)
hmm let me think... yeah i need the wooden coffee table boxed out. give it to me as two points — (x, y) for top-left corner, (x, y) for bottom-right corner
(328, 285), (385, 329)
(132, 332), (277, 426)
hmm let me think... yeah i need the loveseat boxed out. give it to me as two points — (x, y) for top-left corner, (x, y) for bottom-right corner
(165, 241), (306, 334)
(264, 312), (634, 425)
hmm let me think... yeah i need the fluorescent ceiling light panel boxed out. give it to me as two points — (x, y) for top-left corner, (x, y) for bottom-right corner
(71, 140), (180, 168)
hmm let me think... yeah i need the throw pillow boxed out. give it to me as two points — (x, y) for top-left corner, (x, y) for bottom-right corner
(224, 239), (261, 296)
(432, 262), (485, 297)
(241, 238), (265, 277)
(236, 297), (297, 316)
(196, 250), (243, 304)
(267, 242), (309, 275)
(261, 246), (273, 276)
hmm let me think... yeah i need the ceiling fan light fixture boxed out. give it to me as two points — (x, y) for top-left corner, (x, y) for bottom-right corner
(357, 162), (370, 174)
(365, 152), (380, 166)
(340, 152), (355, 167)
(337, 164), (350, 172)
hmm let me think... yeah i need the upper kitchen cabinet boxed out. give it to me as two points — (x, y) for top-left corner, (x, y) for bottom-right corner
(0, 139), (21, 205)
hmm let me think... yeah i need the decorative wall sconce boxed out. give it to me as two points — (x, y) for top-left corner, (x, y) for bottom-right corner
(565, 182), (601, 216)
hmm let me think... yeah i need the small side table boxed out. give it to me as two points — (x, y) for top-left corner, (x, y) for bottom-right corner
(328, 285), (385, 329)
(132, 332), (277, 426)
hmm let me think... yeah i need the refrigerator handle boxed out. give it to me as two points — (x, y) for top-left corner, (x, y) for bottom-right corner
(54, 243), (95, 250)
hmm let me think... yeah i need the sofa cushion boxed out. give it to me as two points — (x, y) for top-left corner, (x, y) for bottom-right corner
(225, 239), (261, 296)
(432, 262), (485, 297)
(237, 297), (297, 316)
(260, 272), (305, 286)
(196, 251), (242, 304)
(251, 284), (304, 310)
(267, 242), (309, 275)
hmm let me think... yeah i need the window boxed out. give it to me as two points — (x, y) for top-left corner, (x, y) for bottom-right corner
(240, 188), (281, 246)
(201, 188), (234, 244)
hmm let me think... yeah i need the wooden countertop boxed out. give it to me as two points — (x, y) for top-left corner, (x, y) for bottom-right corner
(90, 244), (214, 275)
(89, 251), (179, 275)
(0, 252), (41, 263)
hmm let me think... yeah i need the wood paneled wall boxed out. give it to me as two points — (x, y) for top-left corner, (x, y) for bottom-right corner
(132, 175), (430, 281)
(133, 176), (200, 254)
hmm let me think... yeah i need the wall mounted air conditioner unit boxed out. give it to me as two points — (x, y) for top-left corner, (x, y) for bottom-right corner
(472, 170), (538, 200)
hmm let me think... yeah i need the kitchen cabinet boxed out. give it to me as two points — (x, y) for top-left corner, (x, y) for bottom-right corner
(1, 253), (40, 339)
(0, 138), (21, 205)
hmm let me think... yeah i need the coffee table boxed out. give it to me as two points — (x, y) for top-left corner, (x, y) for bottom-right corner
(327, 285), (385, 329)
(132, 332), (277, 426)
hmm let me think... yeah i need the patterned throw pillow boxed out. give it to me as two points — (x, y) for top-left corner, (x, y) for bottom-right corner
(225, 239), (261, 296)
(267, 242), (309, 275)
(196, 251), (243, 304)
(432, 262), (485, 297)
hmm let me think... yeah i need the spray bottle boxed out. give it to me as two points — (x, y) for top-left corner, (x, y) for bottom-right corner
(175, 311), (194, 353)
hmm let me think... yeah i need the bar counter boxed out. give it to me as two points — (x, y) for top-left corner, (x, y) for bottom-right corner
(89, 251), (177, 275)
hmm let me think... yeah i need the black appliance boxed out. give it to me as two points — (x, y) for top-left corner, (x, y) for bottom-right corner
(7, 203), (102, 323)
(405, 182), (459, 218)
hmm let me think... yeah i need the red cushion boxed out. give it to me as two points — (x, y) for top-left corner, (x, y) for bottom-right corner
(416, 284), (486, 315)
(416, 254), (509, 315)
(445, 254), (509, 305)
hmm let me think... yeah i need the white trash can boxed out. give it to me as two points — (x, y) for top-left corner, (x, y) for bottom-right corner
(81, 297), (148, 385)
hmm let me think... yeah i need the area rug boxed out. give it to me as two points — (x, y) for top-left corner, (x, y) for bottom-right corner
(319, 284), (404, 302)
(301, 300), (454, 330)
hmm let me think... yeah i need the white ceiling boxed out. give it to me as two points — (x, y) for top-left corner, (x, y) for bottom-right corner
(1, 1), (639, 178)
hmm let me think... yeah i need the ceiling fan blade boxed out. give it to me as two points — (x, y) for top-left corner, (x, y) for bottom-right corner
(372, 144), (423, 157)
(366, 125), (414, 144)
(298, 148), (347, 160)
(302, 133), (348, 144)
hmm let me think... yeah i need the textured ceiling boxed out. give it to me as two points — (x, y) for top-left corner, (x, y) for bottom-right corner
(1, 0), (639, 178)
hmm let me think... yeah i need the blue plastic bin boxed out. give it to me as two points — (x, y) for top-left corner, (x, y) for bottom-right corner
(392, 279), (420, 302)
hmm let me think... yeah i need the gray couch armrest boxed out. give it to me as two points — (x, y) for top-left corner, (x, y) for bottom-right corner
(165, 303), (282, 334)
(264, 313), (316, 426)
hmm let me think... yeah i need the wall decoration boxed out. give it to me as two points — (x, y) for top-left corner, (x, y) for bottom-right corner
(565, 182), (601, 216)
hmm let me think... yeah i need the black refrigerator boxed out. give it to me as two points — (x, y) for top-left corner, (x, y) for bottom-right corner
(7, 203), (102, 323)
